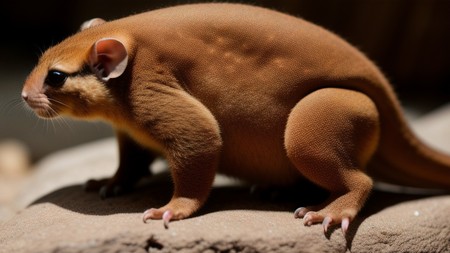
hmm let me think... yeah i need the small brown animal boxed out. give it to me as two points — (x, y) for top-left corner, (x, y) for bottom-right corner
(22, 3), (450, 233)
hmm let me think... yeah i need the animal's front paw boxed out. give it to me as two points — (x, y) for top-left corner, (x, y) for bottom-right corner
(83, 178), (130, 199)
(143, 208), (176, 229)
(142, 197), (201, 229)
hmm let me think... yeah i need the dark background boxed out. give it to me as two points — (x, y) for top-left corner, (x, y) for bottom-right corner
(0, 0), (449, 161)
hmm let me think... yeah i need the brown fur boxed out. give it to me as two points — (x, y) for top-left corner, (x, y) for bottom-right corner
(22, 3), (450, 231)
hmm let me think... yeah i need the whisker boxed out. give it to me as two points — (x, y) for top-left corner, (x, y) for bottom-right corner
(53, 117), (64, 131)
(43, 116), (48, 134)
(47, 108), (65, 133)
(24, 104), (37, 120)
(33, 43), (46, 59)
(28, 106), (41, 131)
(1, 98), (24, 116)
(47, 117), (54, 135)
(59, 116), (75, 133)
(48, 98), (70, 109)
(50, 117), (57, 134)
(49, 106), (72, 134)
(2, 98), (19, 108)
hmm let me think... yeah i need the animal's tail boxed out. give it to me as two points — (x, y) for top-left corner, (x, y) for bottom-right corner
(365, 85), (450, 190)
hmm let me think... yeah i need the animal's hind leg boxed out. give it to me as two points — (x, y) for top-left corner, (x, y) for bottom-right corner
(284, 88), (380, 233)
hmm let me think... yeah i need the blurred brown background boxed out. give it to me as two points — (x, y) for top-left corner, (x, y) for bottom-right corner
(0, 0), (449, 162)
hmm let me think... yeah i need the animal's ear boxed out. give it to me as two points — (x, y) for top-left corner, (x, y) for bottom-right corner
(80, 18), (106, 31)
(89, 38), (128, 81)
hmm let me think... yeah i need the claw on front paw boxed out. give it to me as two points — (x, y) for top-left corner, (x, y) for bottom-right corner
(143, 208), (175, 229)
(162, 210), (173, 229)
(143, 208), (159, 223)
(142, 198), (200, 229)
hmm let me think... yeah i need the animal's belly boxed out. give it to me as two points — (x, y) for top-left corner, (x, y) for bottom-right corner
(216, 122), (301, 185)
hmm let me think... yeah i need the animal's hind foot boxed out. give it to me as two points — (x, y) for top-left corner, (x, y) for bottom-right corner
(294, 192), (362, 235)
(295, 208), (352, 234)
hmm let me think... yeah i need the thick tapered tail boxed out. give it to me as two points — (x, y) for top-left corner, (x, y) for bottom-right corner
(369, 132), (450, 190)
(367, 103), (450, 190)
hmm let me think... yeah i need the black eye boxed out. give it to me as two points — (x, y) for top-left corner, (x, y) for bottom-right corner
(45, 70), (68, 87)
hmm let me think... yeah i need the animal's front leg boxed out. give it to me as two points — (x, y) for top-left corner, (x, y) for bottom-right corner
(138, 89), (222, 228)
(84, 131), (156, 198)
(142, 151), (219, 228)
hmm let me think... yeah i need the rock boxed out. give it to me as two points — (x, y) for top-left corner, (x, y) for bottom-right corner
(0, 139), (30, 221)
(0, 139), (30, 177)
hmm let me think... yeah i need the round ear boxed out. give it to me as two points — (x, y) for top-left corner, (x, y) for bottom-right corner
(80, 18), (106, 31)
(89, 38), (128, 81)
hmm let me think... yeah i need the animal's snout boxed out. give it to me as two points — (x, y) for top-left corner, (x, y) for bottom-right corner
(21, 92), (28, 101)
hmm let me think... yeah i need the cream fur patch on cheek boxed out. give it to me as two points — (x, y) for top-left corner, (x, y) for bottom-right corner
(65, 76), (114, 105)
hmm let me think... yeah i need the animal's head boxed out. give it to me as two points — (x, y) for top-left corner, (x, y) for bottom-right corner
(22, 19), (129, 119)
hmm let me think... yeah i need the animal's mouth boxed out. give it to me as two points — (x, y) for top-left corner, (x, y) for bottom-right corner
(22, 92), (59, 118)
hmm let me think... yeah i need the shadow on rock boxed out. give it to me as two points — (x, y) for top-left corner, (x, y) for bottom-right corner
(30, 170), (436, 236)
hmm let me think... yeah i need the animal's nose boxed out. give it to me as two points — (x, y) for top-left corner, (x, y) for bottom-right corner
(21, 92), (28, 101)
